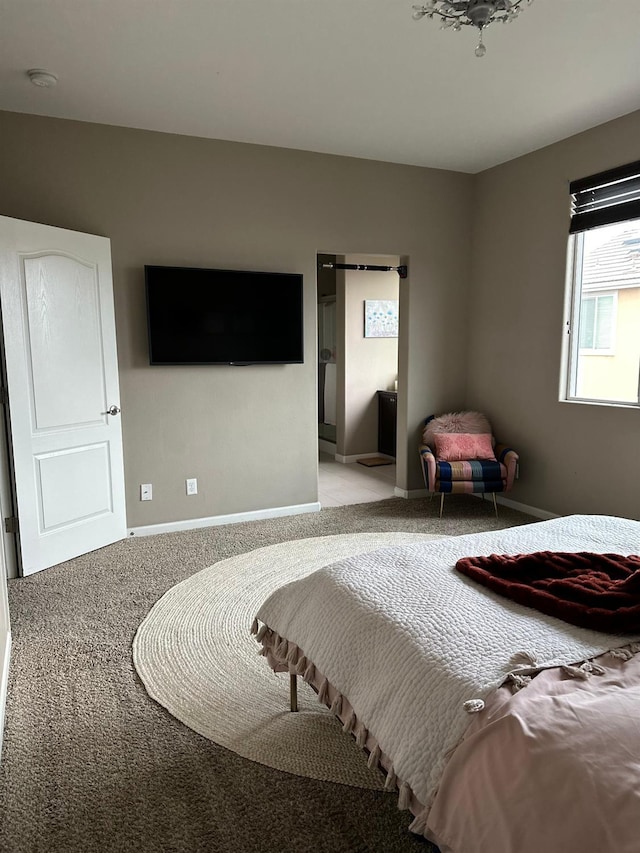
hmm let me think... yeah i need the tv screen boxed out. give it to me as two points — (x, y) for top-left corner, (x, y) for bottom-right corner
(145, 265), (304, 365)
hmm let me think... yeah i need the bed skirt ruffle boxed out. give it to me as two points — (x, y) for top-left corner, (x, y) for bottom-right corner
(252, 619), (434, 837)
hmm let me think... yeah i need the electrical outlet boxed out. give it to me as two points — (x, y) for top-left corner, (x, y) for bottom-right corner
(186, 478), (198, 496)
(140, 483), (152, 501)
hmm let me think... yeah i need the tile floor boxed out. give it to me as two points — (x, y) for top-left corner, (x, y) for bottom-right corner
(318, 450), (396, 507)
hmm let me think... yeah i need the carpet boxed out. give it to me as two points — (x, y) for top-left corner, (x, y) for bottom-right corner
(134, 532), (440, 789)
(1, 496), (534, 853)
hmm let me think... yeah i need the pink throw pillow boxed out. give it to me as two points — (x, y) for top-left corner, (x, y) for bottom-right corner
(422, 411), (493, 448)
(434, 433), (496, 462)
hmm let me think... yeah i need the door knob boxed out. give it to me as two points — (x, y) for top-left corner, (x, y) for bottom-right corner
(106, 405), (121, 416)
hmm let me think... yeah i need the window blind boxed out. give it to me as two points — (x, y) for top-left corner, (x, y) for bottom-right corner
(569, 160), (640, 234)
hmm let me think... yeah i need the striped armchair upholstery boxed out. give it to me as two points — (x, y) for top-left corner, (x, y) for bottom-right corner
(419, 414), (519, 517)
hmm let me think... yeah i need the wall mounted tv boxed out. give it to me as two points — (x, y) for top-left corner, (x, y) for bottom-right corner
(145, 265), (304, 365)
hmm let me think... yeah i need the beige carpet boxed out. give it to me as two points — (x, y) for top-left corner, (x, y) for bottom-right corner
(134, 532), (440, 789)
(1, 495), (535, 853)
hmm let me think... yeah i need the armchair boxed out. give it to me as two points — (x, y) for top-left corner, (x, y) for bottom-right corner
(419, 411), (519, 518)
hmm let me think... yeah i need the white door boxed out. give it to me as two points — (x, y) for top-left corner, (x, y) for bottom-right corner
(0, 216), (126, 575)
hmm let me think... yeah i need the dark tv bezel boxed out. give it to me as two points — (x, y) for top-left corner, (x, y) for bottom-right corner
(144, 265), (304, 366)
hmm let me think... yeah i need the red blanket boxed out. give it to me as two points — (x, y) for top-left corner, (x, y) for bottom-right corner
(455, 551), (640, 633)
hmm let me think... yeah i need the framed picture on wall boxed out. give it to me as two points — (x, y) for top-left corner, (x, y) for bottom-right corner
(364, 300), (399, 338)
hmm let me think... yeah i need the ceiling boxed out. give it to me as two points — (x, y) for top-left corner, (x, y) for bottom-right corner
(1, 0), (640, 174)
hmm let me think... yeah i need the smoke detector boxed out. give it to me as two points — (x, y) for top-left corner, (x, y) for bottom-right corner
(27, 69), (58, 88)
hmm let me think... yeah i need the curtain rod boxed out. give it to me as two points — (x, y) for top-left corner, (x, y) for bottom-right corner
(319, 262), (407, 279)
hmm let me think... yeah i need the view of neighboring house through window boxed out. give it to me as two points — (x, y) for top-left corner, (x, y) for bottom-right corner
(564, 161), (640, 406)
(579, 291), (615, 353)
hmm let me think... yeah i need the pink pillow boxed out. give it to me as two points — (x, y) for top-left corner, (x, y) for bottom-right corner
(422, 411), (493, 448)
(434, 433), (496, 462)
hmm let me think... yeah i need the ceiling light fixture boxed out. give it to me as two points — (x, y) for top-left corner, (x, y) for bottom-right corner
(27, 68), (58, 88)
(411, 0), (533, 57)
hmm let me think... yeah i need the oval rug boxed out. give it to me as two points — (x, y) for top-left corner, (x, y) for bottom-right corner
(133, 532), (440, 789)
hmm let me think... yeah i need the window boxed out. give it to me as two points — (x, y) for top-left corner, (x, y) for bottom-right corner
(563, 161), (640, 406)
(578, 292), (616, 354)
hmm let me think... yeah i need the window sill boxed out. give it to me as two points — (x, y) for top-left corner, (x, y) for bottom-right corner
(559, 397), (640, 410)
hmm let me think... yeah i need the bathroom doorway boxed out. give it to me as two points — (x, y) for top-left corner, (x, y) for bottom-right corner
(317, 253), (338, 449)
(316, 252), (402, 505)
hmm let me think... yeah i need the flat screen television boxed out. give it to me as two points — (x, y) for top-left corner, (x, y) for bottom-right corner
(145, 265), (304, 365)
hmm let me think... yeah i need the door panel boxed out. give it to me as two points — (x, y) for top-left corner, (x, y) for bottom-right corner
(36, 442), (113, 531)
(0, 216), (126, 575)
(24, 253), (106, 430)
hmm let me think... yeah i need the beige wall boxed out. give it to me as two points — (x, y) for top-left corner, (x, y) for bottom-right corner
(0, 110), (473, 526)
(339, 255), (399, 457)
(2, 108), (637, 524)
(469, 109), (640, 520)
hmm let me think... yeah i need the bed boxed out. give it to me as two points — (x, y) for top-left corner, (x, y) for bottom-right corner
(252, 514), (640, 853)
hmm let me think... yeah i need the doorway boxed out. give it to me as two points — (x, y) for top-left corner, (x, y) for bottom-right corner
(317, 254), (338, 449)
(316, 252), (401, 506)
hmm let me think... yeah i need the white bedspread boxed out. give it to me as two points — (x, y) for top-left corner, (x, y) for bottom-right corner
(256, 514), (640, 810)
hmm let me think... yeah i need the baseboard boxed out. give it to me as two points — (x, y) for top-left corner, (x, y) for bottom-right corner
(318, 439), (336, 456)
(394, 487), (428, 498)
(335, 452), (395, 464)
(491, 494), (558, 520)
(0, 628), (11, 765)
(128, 502), (321, 537)
(394, 487), (556, 520)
